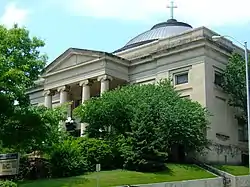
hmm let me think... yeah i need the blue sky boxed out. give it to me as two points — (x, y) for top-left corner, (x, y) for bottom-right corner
(0, 0), (250, 63)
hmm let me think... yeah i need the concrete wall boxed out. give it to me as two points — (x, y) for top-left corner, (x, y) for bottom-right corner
(28, 88), (61, 108)
(117, 177), (223, 187)
(204, 164), (250, 187)
(28, 87), (44, 106)
(204, 48), (242, 164)
(129, 43), (207, 104)
(235, 175), (250, 187)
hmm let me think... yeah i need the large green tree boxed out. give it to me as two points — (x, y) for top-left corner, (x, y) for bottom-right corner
(0, 24), (46, 107)
(0, 24), (64, 152)
(74, 80), (209, 171)
(222, 53), (249, 125)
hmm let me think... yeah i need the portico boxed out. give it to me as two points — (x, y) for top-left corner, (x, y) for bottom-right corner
(36, 49), (128, 137)
(43, 74), (119, 109)
(37, 48), (129, 110)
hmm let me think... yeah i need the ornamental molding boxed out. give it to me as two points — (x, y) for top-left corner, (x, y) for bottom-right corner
(97, 75), (113, 82)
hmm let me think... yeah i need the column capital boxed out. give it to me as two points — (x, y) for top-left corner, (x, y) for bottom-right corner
(79, 79), (92, 87)
(97, 75), (113, 82)
(57, 85), (69, 93)
(43, 90), (54, 96)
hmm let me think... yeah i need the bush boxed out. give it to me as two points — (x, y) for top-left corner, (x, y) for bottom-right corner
(118, 130), (167, 172)
(17, 156), (31, 180)
(75, 80), (209, 172)
(50, 138), (87, 178)
(108, 136), (126, 169)
(78, 138), (114, 171)
(17, 156), (51, 180)
(0, 180), (17, 187)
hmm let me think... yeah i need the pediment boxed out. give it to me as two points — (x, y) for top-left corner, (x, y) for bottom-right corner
(44, 48), (103, 75)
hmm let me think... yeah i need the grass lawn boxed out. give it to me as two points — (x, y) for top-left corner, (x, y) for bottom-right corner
(214, 165), (249, 176)
(19, 164), (215, 187)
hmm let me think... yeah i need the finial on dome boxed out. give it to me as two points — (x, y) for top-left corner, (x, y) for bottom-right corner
(167, 1), (177, 19)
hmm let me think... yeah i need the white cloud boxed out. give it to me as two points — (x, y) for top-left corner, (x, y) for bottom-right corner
(57, 0), (250, 27)
(0, 2), (30, 28)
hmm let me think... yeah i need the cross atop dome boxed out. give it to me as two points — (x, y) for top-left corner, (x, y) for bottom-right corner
(167, 1), (177, 19)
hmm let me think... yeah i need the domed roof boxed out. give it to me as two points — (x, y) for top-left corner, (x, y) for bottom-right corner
(114, 19), (193, 53)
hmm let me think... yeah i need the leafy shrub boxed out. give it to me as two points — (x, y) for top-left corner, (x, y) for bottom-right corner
(75, 80), (209, 172)
(107, 136), (126, 169)
(78, 138), (114, 171)
(50, 138), (87, 178)
(17, 156), (51, 180)
(0, 180), (17, 187)
(17, 156), (31, 180)
(118, 110), (167, 172)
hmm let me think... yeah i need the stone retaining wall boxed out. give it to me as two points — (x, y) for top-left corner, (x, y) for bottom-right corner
(235, 175), (250, 187)
(117, 164), (250, 187)
(201, 164), (250, 187)
(118, 177), (223, 187)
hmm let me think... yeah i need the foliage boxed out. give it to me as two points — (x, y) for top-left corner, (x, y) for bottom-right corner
(74, 80), (209, 171)
(0, 24), (53, 152)
(77, 137), (114, 171)
(0, 143), (15, 154)
(17, 156), (33, 180)
(0, 104), (68, 153)
(17, 156), (51, 180)
(50, 138), (87, 178)
(222, 53), (249, 124)
(120, 103), (167, 171)
(0, 24), (46, 107)
(0, 180), (17, 187)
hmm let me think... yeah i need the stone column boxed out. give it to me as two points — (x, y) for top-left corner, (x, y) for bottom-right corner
(57, 86), (69, 104)
(79, 80), (91, 137)
(79, 80), (91, 104)
(43, 90), (52, 108)
(98, 75), (113, 133)
(98, 75), (113, 95)
(80, 123), (88, 137)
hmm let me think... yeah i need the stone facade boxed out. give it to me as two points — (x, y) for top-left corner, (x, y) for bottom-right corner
(27, 26), (248, 164)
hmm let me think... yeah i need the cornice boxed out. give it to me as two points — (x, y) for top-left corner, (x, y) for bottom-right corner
(105, 55), (130, 67)
(130, 40), (206, 66)
(26, 87), (44, 94)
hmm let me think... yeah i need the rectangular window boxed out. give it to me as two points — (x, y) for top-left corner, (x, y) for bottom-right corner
(214, 72), (223, 86)
(175, 73), (188, 85)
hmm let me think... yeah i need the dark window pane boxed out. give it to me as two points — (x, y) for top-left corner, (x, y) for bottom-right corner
(175, 73), (188, 85)
(214, 72), (223, 86)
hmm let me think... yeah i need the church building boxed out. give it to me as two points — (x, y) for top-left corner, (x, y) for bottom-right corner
(27, 3), (248, 165)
